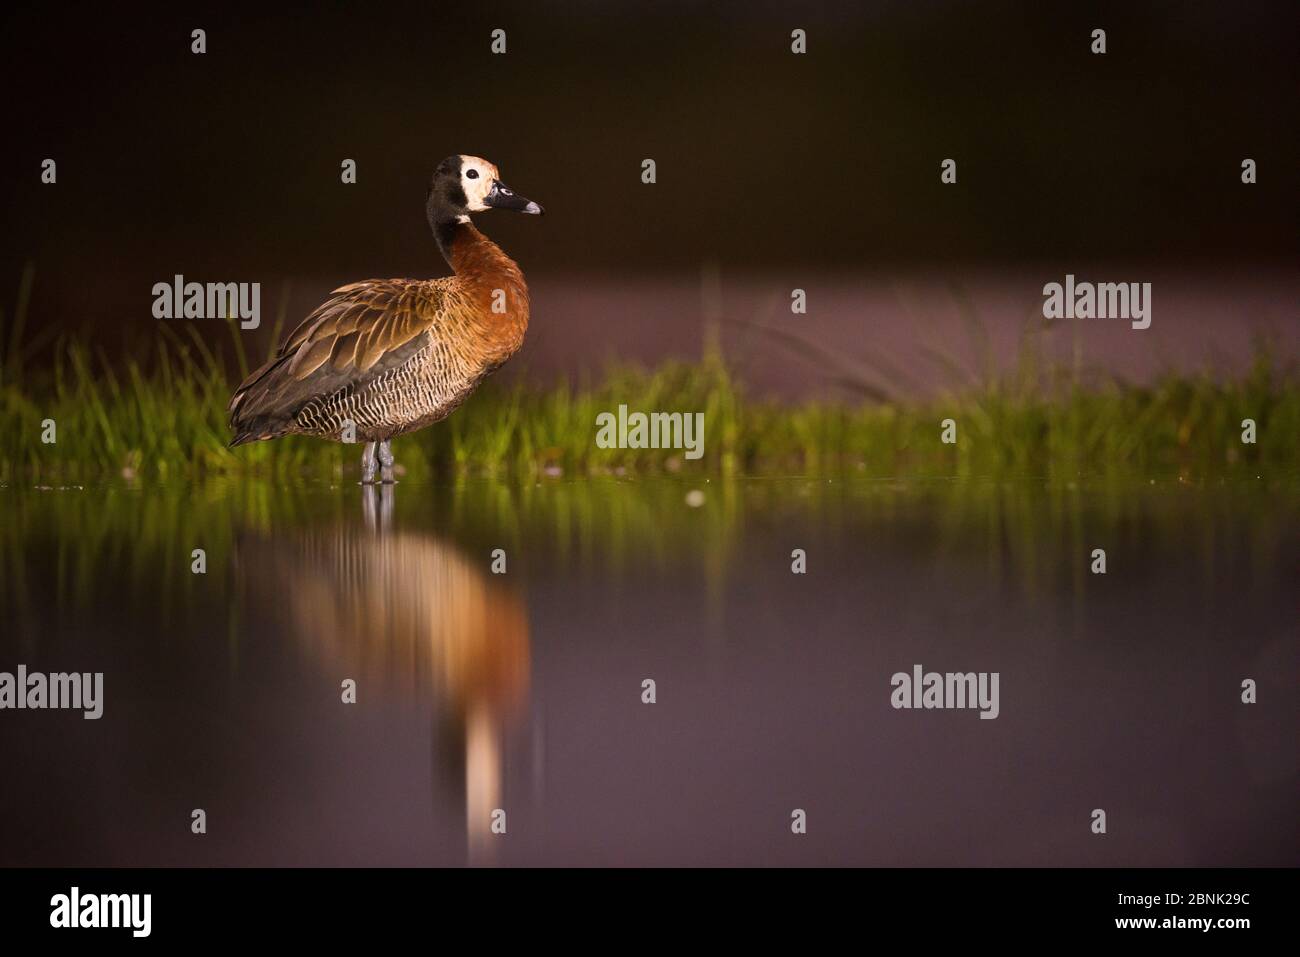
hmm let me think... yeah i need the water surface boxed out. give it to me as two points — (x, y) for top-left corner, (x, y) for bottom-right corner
(1, 476), (1295, 866)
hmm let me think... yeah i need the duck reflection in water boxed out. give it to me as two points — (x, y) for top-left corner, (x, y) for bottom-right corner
(242, 484), (530, 863)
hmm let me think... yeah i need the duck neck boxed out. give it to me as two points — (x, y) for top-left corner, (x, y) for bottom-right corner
(428, 207), (530, 354)
(429, 206), (464, 266)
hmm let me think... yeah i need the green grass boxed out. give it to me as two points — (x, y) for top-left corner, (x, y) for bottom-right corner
(2, 267), (1296, 483)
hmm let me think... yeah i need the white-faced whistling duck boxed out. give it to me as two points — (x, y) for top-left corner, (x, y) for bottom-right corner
(227, 154), (543, 482)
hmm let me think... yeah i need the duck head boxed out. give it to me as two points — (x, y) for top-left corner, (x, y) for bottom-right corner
(428, 154), (544, 222)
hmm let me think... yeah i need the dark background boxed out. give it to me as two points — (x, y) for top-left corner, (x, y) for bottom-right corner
(1, 1), (1295, 377)
(4, 2), (1297, 273)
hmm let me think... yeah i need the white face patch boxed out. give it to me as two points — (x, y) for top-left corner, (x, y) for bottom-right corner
(459, 155), (499, 212)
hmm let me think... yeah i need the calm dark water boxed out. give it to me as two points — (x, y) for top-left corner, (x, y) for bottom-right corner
(0, 477), (1295, 866)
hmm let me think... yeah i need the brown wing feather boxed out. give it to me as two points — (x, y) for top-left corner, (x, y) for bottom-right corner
(228, 278), (470, 438)
(281, 280), (438, 377)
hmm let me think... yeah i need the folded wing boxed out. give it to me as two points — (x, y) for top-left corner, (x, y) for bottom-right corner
(228, 279), (469, 445)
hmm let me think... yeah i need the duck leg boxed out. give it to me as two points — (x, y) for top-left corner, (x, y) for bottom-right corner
(378, 439), (397, 484)
(359, 441), (378, 485)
